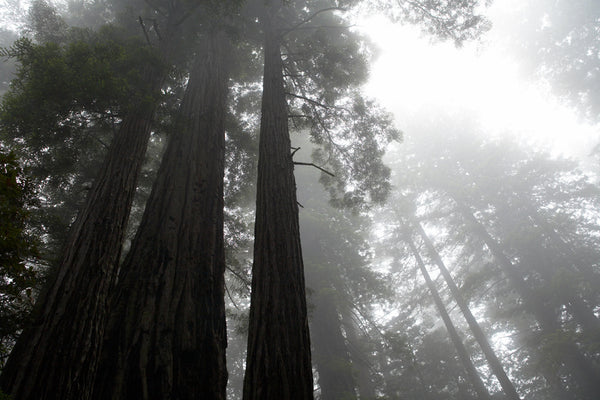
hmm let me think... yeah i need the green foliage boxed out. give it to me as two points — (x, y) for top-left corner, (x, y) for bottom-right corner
(376, 0), (492, 46)
(312, 95), (400, 209)
(1, 25), (161, 134)
(280, 7), (401, 209)
(0, 24), (165, 257)
(0, 150), (38, 368)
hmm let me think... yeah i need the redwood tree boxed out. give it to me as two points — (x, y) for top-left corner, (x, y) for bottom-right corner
(0, 30), (171, 400)
(403, 226), (492, 400)
(242, 6), (314, 399)
(93, 26), (232, 400)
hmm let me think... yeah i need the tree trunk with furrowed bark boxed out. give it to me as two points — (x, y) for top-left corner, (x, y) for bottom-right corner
(0, 58), (166, 400)
(92, 30), (230, 400)
(242, 14), (314, 400)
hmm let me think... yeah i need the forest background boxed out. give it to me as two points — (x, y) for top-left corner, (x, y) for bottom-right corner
(0, 0), (599, 399)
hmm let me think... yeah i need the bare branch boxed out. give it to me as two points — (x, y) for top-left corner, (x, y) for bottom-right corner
(294, 161), (335, 177)
(285, 92), (330, 109)
(287, 24), (355, 32)
(138, 17), (152, 46)
(226, 265), (251, 287)
(225, 282), (241, 310)
(152, 19), (163, 41)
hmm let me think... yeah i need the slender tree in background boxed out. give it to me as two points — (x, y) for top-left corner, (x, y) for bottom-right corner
(297, 161), (388, 400)
(411, 218), (521, 400)
(383, 116), (600, 399)
(402, 224), (492, 400)
(310, 290), (356, 399)
(451, 195), (600, 399)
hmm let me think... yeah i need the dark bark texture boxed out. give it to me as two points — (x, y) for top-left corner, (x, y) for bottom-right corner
(242, 19), (314, 400)
(0, 62), (165, 400)
(92, 31), (230, 400)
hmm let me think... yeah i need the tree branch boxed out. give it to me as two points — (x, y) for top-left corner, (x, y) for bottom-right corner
(294, 161), (335, 177)
(225, 282), (241, 310)
(283, 7), (347, 35)
(138, 17), (152, 46)
(285, 92), (330, 109)
(226, 265), (251, 287)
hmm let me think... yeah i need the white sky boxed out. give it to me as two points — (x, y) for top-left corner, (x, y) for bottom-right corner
(358, 8), (600, 163)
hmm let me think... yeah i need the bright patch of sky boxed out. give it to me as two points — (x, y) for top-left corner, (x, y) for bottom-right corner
(358, 9), (600, 162)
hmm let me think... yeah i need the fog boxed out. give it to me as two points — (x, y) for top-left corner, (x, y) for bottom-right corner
(0, 0), (599, 399)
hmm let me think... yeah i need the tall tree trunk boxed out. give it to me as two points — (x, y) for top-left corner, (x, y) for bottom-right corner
(0, 57), (167, 400)
(452, 197), (600, 399)
(411, 220), (522, 400)
(242, 16), (314, 400)
(92, 30), (230, 400)
(404, 229), (492, 400)
(310, 289), (356, 400)
(339, 311), (377, 400)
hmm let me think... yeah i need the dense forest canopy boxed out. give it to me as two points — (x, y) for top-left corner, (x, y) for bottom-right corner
(0, 0), (599, 399)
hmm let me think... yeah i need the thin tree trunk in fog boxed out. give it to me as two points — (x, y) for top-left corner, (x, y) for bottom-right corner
(340, 308), (377, 400)
(92, 31), (230, 400)
(523, 204), (600, 335)
(0, 53), (168, 400)
(404, 229), (492, 400)
(412, 220), (522, 400)
(452, 197), (600, 399)
(242, 13), (314, 400)
(311, 290), (356, 400)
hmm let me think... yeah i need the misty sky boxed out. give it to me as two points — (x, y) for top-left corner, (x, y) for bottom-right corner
(358, 1), (599, 164)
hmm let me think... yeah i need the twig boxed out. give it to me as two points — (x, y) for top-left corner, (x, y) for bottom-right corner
(291, 146), (301, 157)
(226, 265), (251, 287)
(225, 282), (241, 310)
(152, 19), (163, 41)
(138, 17), (152, 46)
(288, 24), (355, 32)
(285, 92), (330, 109)
(294, 161), (335, 177)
